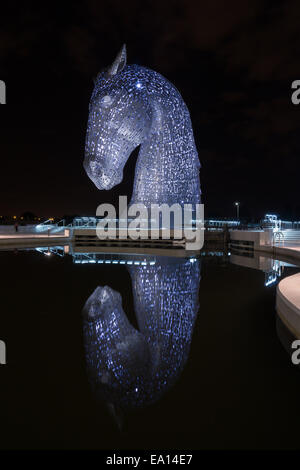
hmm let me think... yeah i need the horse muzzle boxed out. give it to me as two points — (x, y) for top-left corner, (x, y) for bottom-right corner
(84, 158), (123, 190)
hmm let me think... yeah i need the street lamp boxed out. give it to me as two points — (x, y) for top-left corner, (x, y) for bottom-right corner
(234, 201), (240, 220)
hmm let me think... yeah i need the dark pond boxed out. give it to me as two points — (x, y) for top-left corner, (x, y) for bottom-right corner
(0, 247), (299, 450)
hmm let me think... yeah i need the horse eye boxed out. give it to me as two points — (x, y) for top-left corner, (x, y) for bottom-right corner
(101, 95), (112, 107)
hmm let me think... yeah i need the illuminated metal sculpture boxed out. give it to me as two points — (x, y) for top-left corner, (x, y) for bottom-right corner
(84, 45), (201, 206)
(82, 257), (200, 410)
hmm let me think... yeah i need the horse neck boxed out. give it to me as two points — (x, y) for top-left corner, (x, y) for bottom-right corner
(149, 101), (198, 170)
(128, 260), (200, 338)
(131, 98), (201, 206)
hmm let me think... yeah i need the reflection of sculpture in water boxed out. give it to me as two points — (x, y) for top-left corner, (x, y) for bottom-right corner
(82, 258), (200, 413)
(84, 45), (201, 207)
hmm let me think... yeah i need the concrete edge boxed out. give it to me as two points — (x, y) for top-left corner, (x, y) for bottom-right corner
(255, 244), (300, 263)
(0, 237), (71, 249)
(276, 273), (300, 339)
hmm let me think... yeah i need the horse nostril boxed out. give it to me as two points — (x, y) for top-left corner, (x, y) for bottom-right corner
(90, 161), (98, 172)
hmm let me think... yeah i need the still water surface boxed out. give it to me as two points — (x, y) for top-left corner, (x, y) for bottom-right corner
(0, 247), (299, 449)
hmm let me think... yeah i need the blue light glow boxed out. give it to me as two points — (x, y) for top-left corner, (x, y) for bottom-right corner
(84, 45), (201, 206)
(82, 257), (201, 410)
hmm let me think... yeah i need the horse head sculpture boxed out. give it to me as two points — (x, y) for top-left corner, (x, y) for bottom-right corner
(84, 45), (201, 206)
(82, 257), (200, 413)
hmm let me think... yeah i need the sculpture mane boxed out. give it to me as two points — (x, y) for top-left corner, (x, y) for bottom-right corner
(84, 45), (201, 207)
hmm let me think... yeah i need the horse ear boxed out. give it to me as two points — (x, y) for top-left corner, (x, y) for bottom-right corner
(108, 44), (127, 76)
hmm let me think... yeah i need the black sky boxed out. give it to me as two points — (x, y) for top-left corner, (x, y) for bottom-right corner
(0, 0), (300, 220)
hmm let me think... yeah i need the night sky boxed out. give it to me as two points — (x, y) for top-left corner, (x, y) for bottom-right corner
(1, 1), (300, 220)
